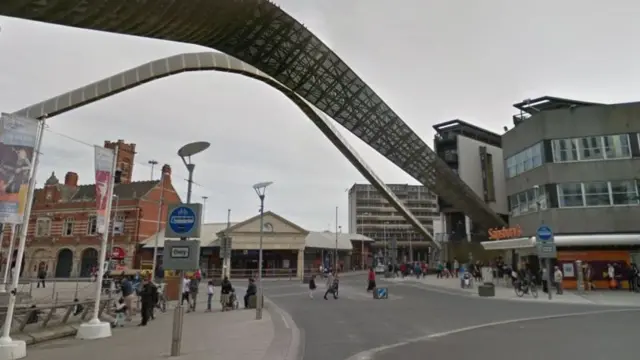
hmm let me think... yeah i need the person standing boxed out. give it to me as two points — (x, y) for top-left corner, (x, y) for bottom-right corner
(37, 267), (46, 288)
(367, 268), (376, 292)
(188, 275), (199, 312)
(554, 266), (564, 294)
(206, 280), (214, 312)
(138, 278), (154, 326)
(181, 275), (191, 306)
(120, 274), (135, 321)
(308, 275), (317, 299)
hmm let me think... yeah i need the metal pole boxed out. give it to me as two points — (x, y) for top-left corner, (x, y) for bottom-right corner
(334, 206), (338, 272)
(256, 196), (265, 320)
(409, 232), (414, 263)
(534, 186), (552, 301)
(148, 160), (158, 180)
(170, 163), (193, 357)
(383, 224), (387, 265)
(108, 195), (119, 267)
(223, 209), (231, 279)
(151, 173), (165, 282)
(90, 145), (118, 322)
(0, 118), (45, 344)
(0, 225), (14, 293)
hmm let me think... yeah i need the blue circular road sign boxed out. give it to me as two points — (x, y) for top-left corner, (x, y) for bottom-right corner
(536, 225), (553, 242)
(169, 206), (196, 234)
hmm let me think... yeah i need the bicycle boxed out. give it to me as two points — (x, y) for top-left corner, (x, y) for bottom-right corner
(514, 279), (538, 298)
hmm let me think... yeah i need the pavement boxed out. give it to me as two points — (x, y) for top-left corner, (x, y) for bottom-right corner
(261, 274), (640, 360)
(23, 284), (299, 360)
(382, 275), (640, 306)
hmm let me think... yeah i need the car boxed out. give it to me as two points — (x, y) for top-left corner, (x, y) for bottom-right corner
(374, 264), (386, 274)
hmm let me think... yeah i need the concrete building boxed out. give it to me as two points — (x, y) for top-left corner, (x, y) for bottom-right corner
(1, 140), (182, 278)
(433, 120), (508, 245)
(482, 96), (640, 289)
(347, 183), (438, 262)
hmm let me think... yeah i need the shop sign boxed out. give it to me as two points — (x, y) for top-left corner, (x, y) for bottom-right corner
(111, 246), (126, 259)
(488, 226), (522, 240)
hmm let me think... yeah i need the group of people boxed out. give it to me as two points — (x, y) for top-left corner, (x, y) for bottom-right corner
(307, 271), (340, 300)
(111, 274), (159, 328)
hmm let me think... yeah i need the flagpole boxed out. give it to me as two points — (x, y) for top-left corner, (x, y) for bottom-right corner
(151, 171), (165, 282)
(0, 116), (46, 359)
(76, 145), (118, 340)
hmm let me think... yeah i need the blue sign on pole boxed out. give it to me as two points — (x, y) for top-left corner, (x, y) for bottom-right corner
(536, 225), (553, 242)
(169, 206), (196, 234)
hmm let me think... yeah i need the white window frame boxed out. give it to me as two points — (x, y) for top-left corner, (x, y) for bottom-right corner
(87, 216), (98, 235)
(506, 142), (544, 178)
(582, 181), (611, 207)
(557, 183), (585, 208)
(112, 215), (125, 234)
(62, 218), (74, 237)
(552, 134), (632, 163)
(35, 218), (51, 237)
(610, 179), (640, 206)
(557, 180), (640, 208)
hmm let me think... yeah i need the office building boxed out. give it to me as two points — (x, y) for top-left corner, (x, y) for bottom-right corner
(482, 96), (640, 288)
(347, 183), (438, 261)
(432, 120), (508, 243)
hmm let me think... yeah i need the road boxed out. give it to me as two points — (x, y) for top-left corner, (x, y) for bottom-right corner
(262, 275), (640, 360)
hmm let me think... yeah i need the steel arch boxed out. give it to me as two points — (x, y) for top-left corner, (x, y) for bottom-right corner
(12, 52), (438, 247)
(0, 0), (507, 230)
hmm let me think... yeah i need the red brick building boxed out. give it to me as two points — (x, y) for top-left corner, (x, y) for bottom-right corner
(0, 140), (181, 278)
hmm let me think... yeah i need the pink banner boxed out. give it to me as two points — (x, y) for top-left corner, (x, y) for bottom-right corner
(94, 145), (115, 234)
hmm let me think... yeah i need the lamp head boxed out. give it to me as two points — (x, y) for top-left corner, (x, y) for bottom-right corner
(252, 181), (273, 197)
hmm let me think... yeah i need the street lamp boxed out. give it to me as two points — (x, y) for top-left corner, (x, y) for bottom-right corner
(358, 212), (369, 269)
(107, 194), (119, 269)
(170, 141), (209, 357)
(253, 181), (273, 321)
(148, 160), (158, 180)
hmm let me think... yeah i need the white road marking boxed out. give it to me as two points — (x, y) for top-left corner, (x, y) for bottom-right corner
(280, 311), (290, 329)
(345, 307), (640, 360)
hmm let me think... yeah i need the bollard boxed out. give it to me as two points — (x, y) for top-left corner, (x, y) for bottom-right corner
(575, 260), (584, 293)
(170, 305), (184, 356)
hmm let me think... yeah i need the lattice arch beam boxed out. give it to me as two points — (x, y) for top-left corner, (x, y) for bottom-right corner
(12, 52), (439, 248)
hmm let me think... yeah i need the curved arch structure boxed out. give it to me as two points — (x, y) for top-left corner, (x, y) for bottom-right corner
(12, 52), (438, 247)
(0, 0), (507, 231)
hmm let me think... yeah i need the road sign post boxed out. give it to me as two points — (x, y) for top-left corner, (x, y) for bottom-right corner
(535, 225), (556, 300)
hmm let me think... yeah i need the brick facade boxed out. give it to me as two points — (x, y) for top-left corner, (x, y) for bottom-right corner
(0, 140), (181, 278)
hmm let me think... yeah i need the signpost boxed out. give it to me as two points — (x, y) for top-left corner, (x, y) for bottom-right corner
(535, 225), (556, 300)
(165, 204), (203, 239)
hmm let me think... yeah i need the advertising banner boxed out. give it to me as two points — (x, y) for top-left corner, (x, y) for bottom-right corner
(94, 145), (115, 234)
(0, 113), (40, 224)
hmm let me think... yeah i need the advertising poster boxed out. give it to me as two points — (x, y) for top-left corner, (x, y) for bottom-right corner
(0, 113), (40, 224)
(94, 145), (115, 234)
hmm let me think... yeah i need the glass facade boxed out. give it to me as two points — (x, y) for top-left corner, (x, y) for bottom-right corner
(557, 180), (639, 208)
(508, 187), (548, 217)
(551, 134), (631, 163)
(506, 142), (543, 178)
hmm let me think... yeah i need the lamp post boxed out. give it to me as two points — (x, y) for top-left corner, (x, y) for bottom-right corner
(334, 207), (339, 272)
(253, 181), (273, 321)
(148, 160), (158, 180)
(107, 194), (119, 268)
(170, 142), (209, 357)
(534, 185), (552, 301)
(151, 171), (167, 282)
(358, 213), (369, 269)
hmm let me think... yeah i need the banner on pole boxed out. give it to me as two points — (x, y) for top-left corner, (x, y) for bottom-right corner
(0, 113), (40, 224)
(94, 145), (115, 234)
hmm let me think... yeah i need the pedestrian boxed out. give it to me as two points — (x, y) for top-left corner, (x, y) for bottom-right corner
(149, 279), (158, 320)
(206, 280), (214, 312)
(309, 275), (317, 299)
(120, 274), (135, 321)
(324, 272), (339, 300)
(111, 298), (127, 328)
(37, 267), (46, 288)
(181, 275), (191, 306)
(367, 267), (376, 292)
(554, 266), (563, 295)
(138, 278), (154, 326)
(188, 275), (199, 312)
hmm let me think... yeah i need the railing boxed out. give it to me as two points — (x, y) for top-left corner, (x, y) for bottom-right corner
(6, 277), (98, 306)
(203, 268), (360, 280)
(0, 299), (111, 336)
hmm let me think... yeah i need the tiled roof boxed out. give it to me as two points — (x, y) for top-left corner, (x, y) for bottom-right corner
(73, 180), (160, 201)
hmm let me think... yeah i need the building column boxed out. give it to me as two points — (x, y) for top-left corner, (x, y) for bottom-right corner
(296, 249), (304, 279)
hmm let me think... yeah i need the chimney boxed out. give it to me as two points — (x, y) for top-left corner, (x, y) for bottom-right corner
(161, 164), (172, 184)
(64, 172), (78, 187)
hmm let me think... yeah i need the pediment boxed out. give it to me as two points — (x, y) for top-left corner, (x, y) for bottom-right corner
(228, 212), (307, 235)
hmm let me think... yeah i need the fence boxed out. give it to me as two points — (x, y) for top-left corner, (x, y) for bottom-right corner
(0, 299), (111, 338)
(204, 268), (318, 280)
(2, 277), (103, 307)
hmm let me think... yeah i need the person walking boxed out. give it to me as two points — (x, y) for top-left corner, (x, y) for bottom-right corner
(554, 266), (564, 295)
(188, 275), (199, 312)
(367, 267), (376, 292)
(309, 275), (317, 299)
(120, 274), (135, 321)
(324, 272), (339, 300)
(181, 275), (191, 306)
(138, 278), (154, 326)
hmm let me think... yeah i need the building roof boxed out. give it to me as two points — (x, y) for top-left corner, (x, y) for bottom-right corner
(141, 222), (237, 249)
(304, 231), (374, 250)
(433, 119), (502, 148)
(512, 96), (604, 125)
(35, 180), (161, 203)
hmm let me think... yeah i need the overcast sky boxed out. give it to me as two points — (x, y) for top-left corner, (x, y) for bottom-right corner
(1, 0), (640, 231)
